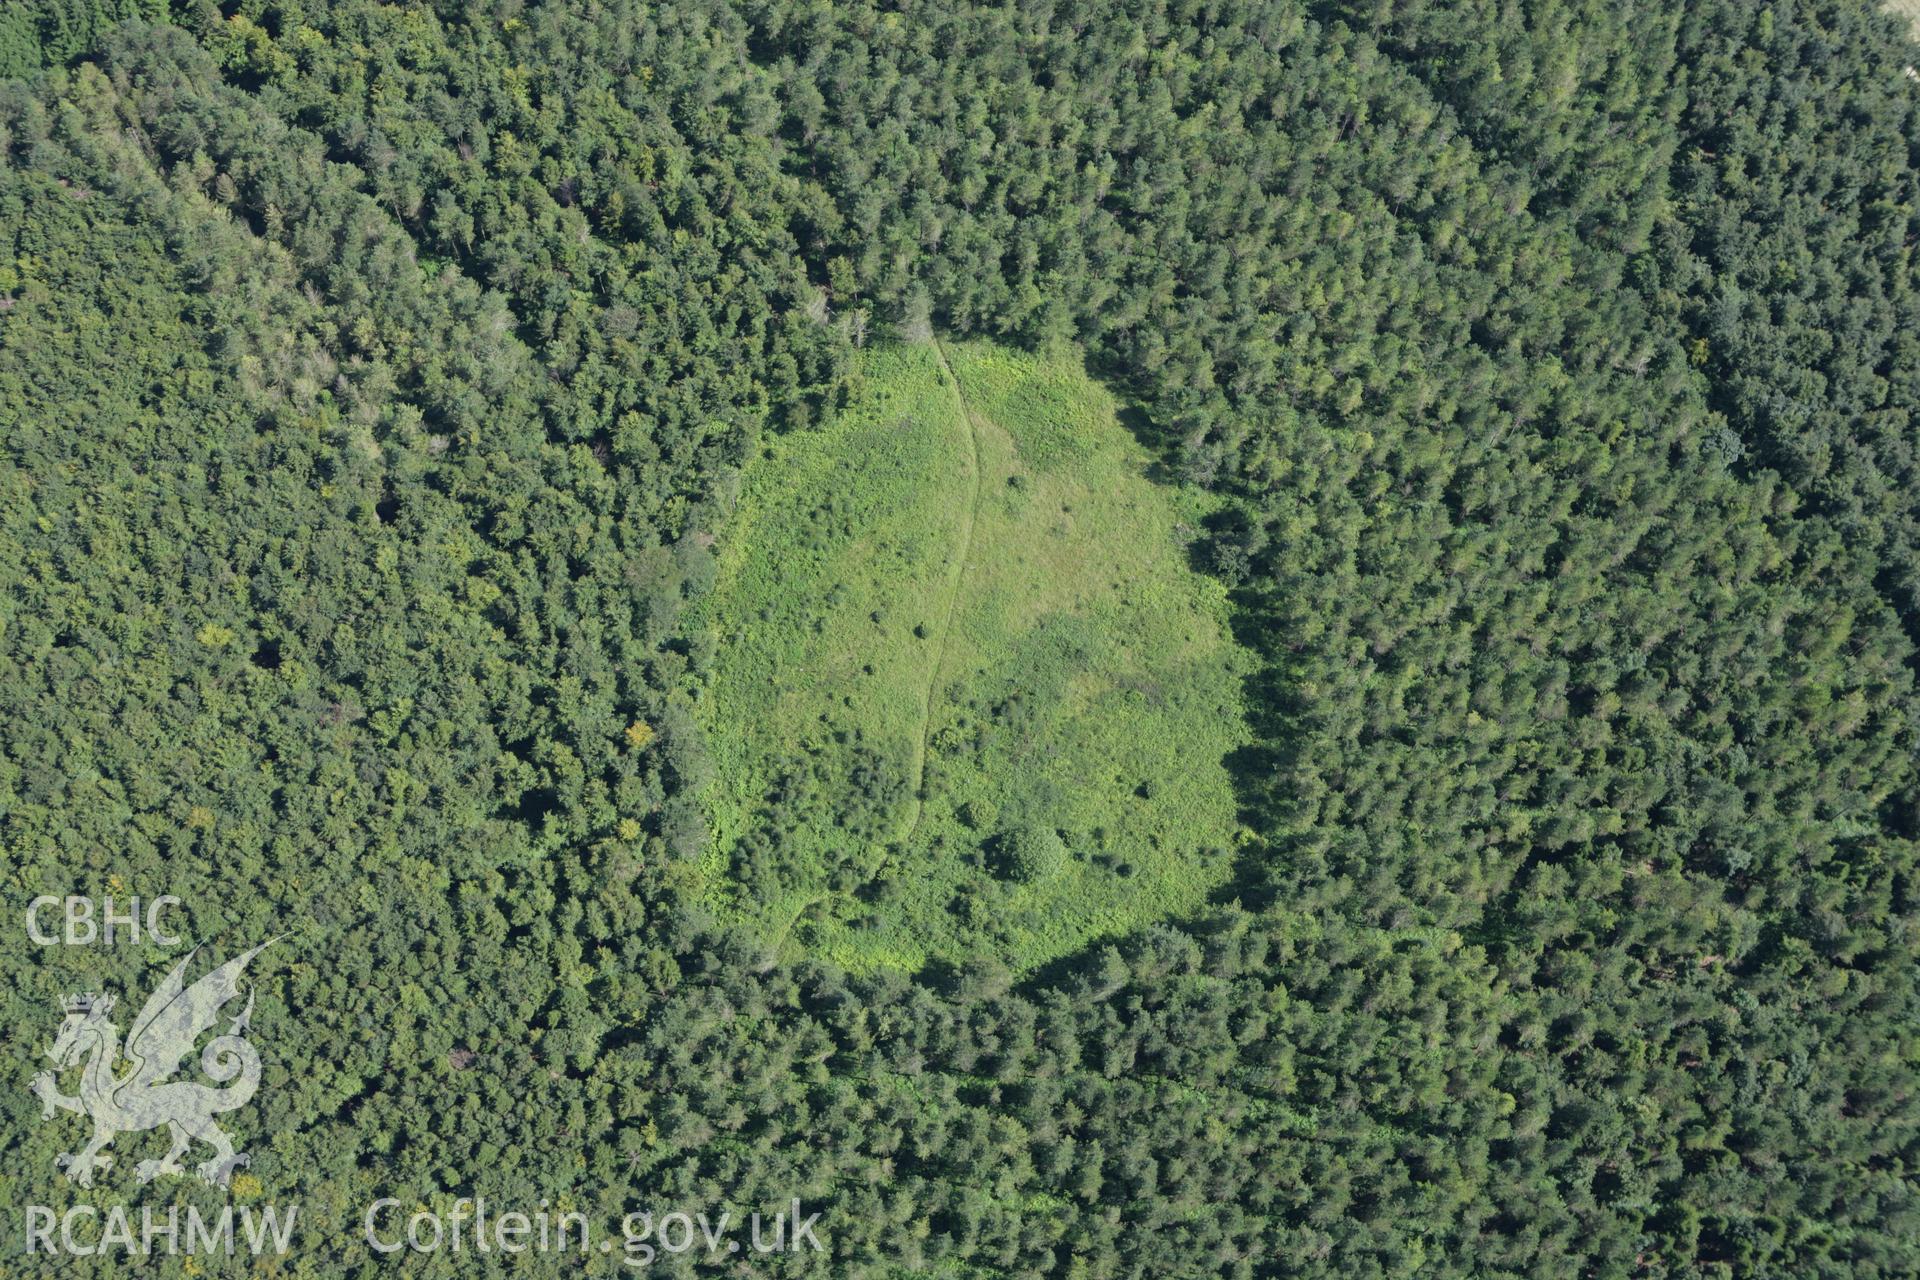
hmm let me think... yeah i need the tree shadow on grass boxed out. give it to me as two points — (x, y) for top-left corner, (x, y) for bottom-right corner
(964, 354), (1308, 999)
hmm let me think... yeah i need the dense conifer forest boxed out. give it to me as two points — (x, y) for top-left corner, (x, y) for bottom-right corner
(3, 0), (1919, 1275)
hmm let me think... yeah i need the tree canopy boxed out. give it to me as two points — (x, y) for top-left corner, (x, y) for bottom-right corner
(3, 0), (1918, 1276)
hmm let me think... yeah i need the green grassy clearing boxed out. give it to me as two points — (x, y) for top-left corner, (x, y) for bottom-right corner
(689, 339), (1251, 971)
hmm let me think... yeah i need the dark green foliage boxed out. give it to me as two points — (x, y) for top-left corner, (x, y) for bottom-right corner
(0, 0), (161, 76)
(997, 823), (1067, 884)
(2, 1), (1918, 1277)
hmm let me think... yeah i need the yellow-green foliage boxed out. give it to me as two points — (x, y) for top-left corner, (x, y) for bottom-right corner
(691, 340), (1250, 970)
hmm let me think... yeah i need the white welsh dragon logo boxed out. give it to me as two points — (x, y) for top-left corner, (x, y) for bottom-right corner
(29, 940), (276, 1188)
